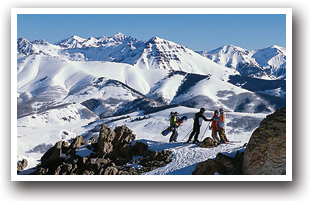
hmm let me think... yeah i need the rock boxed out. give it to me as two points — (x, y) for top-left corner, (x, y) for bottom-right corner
(230, 151), (244, 175)
(199, 137), (215, 148)
(139, 149), (173, 170)
(215, 153), (235, 169)
(134, 141), (149, 156)
(113, 126), (135, 148)
(62, 141), (70, 154)
(69, 136), (84, 149)
(103, 166), (118, 175)
(192, 159), (226, 175)
(242, 108), (286, 175)
(31, 124), (173, 175)
(118, 144), (134, 157)
(97, 124), (116, 158)
(17, 159), (28, 173)
(40, 141), (64, 169)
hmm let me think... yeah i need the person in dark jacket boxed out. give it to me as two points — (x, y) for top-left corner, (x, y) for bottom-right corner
(186, 108), (212, 143)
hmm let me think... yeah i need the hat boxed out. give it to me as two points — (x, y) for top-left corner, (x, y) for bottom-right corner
(199, 108), (206, 112)
(219, 108), (224, 113)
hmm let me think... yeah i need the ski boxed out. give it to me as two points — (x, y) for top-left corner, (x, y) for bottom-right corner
(221, 140), (241, 144)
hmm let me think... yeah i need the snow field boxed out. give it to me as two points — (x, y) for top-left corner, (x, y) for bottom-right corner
(17, 105), (266, 174)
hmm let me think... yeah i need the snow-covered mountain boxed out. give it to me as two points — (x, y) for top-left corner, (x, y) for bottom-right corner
(17, 33), (286, 120)
(16, 33), (287, 175)
(197, 44), (286, 79)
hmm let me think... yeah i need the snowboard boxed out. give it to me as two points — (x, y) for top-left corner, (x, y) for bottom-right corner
(161, 116), (188, 136)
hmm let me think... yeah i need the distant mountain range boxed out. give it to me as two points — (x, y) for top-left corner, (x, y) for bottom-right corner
(17, 33), (286, 124)
(196, 44), (286, 80)
(18, 33), (286, 80)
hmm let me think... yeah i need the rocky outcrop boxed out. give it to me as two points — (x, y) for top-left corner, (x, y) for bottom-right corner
(31, 124), (173, 175)
(192, 151), (244, 175)
(96, 124), (117, 158)
(17, 159), (28, 173)
(242, 107), (286, 175)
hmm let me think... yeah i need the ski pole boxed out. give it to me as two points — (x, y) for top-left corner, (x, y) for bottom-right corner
(182, 128), (193, 141)
(179, 126), (187, 134)
(201, 121), (211, 141)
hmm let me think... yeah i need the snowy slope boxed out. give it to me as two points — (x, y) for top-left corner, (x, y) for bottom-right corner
(198, 44), (286, 79)
(17, 54), (171, 119)
(252, 45), (286, 79)
(17, 34), (283, 119)
(16, 34), (285, 175)
(18, 106), (266, 174)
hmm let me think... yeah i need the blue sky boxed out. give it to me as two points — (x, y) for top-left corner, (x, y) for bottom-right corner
(17, 14), (286, 51)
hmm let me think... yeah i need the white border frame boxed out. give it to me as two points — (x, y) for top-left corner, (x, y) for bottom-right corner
(11, 8), (292, 181)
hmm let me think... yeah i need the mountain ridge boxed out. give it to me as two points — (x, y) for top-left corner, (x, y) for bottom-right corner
(17, 33), (286, 124)
(18, 34), (285, 80)
(197, 44), (286, 80)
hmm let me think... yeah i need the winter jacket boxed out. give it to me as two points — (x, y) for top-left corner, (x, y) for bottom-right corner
(219, 112), (226, 129)
(211, 115), (219, 130)
(170, 115), (180, 127)
(193, 112), (210, 126)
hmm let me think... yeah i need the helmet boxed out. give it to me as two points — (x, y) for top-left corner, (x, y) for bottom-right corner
(200, 108), (206, 112)
(219, 108), (224, 113)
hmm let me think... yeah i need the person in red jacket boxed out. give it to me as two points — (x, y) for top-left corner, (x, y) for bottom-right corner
(211, 110), (220, 143)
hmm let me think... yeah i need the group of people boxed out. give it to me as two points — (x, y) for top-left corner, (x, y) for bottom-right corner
(168, 108), (228, 144)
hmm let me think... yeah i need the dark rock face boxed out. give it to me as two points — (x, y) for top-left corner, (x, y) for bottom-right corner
(192, 159), (226, 175)
(31, 124), (173, 175)
(192, 151), (244, 175)
(97, 124), (116, 158)
(40, 141), (64, 169)
(242, 108), (286, 175)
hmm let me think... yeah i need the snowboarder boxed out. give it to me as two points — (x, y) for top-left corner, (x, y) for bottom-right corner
(186, 108), (212, 143)
(218, 108), (229, 143)
(169, 112), (180, 143)
(211, 110), (220, 143)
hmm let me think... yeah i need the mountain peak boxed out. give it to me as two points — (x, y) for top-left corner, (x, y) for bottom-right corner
(270, 45), (281, 49)
(70, 35), (86, 42)
(98, 35), (107, 40)
(32, 39), (49, 45)
(112, 32), (126, 40)
(17, 37), (30, 43)
(208, 44), (247, 55)
(147, 36), (165, 44)
(269, 45), (286, 52)
(224, 44), (247, 51)
(115, 32), (125, 36)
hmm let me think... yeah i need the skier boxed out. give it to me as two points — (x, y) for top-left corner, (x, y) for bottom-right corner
(218, 108), (229, 143)
(211, 110), (220, 143)
(169, 112), (180, 143)
(186, 108), (212, 143)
